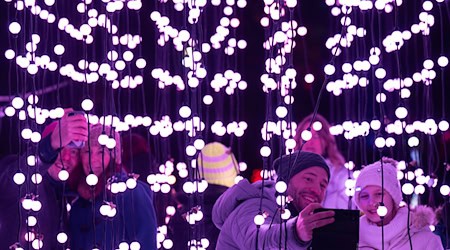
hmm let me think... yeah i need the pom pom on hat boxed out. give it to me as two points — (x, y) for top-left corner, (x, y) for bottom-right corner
(354, 158), (403, 208)
(197, 142), (239, 188)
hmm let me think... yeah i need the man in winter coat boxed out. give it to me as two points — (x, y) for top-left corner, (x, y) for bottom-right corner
(68, 124), (157, 250)
(0, 109), (88, 250)
(212, 151), (336, 249)
(355, 158), (444, 250)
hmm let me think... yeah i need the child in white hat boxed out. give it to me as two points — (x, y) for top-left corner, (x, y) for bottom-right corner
(355, 158), (443, 250)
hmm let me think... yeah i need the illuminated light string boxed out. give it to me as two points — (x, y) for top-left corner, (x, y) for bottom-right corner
(150, 1), (249, 249)
(322, 0), (448, 248)
(2, 0), (449, 249)
(5, 0), (145, 249)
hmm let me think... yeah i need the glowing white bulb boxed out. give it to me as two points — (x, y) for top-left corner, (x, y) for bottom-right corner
(13, 172), (26, 185)
(260, 146), (271, 157)
(437, 56), (449, 67)
(31, 239), (43, 250)
(162, 239), (173, 249)
(123, 51), (134, 61)
(57, 169), (69, 181)
(4, 49), (15, 59)
(203, 95), (213, 105)
(54, 44), (65, 55)
(97, 133), (108, 146)
(27, 216), (37, 227)
(9, 22), (21, 34)
(31, 200), (42, 212)
(27, 95), (39, 105)
(370, 120), (381, 130)
(423, 59), (434, 70)
(402, 183), (414, 195)
(285, 138), (296, 150)
(375, 68), (386, 79)
(186, 145), (197, 156)
(408, 136), (419, 147)
(374, 137), (385, 148)
(440, 185), (450, 196)
(377, 205), (388, 217)
(57, 232), (68, 243)
(106, 138), (118, 150)
(81, 98), (94, 111)
(126, 178), (137, 189)
(254, 214), (265, 226)
(301, 130), (312, 141)
(44, 0), (55, 6)
(194, 139), (205, 150)
(30, 132), (41, 143)
(438, 120), (449, 131)
(12, 96), (24, 109)
(324, 64), (336, 75)
(179, 106), (191, 118)
(304, 73), (314, 83)
(86, 173), (98, 186)
(31, 173), (42, 184)
(414, 184), (425, 195)
(275, 106), (288, 118)
(130, 241), (141, 250)
(312, 121), (322, 131)
(119, 242), (129, 250)
(275, 181), (287, 193)
(183, 181), (195, 194)
(395, 106), (408, 119)
(136, 58), (146, 69)
(4, 106), (15, 117)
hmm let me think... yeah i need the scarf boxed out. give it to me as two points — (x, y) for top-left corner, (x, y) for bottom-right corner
(358, 207), (424, 250)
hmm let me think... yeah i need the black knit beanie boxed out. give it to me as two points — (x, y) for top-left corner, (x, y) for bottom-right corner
(273, 151), (330, 183)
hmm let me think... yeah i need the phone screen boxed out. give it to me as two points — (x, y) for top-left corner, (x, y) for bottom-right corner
(310, 209), (360, 250)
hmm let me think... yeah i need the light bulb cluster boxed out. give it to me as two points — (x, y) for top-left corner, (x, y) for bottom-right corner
(7, 1), (145, 88)
(261, 121), (297, 141)
(99, 201), (117, 218)
(147, 160), (176, 194)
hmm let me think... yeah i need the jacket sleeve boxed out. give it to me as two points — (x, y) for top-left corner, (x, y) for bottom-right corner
(225, 197), (310, 250)
(0, 153), (53, 202)
(123, 182), (158, 250)
(38, 134), (59, 164)
(426, 233), (444, 250)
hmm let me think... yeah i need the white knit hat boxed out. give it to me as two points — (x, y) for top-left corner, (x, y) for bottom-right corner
(354, 158), (402, 208)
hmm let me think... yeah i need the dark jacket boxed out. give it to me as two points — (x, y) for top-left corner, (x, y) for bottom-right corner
(0, 136), (65, 250)
(169, 184), (228, 250)
(69, 173), (157, 250)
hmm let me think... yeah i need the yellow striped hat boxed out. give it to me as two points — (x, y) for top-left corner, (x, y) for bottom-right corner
(197, 142), (239, 188)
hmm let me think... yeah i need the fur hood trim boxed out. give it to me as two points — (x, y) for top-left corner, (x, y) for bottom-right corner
(410, 205), (436, 229)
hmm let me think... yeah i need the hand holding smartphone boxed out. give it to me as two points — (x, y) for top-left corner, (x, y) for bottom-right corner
(67, 111), (86, 148)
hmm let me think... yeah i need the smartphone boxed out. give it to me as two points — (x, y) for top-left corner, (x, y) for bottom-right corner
(67, 111), (86, 148)
(310, 208), (360, 250)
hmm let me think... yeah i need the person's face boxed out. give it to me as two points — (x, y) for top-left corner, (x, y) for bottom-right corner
(358, 185), (396, 225)
(55, 148), (80, 173)
(287, 166), (329, 211)
(300, 125), (325, 156)
(81, 144), (111, 176)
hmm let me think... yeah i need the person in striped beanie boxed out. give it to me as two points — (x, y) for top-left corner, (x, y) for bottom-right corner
(170, 142), (239, 249)
(198, 142), (239, 187)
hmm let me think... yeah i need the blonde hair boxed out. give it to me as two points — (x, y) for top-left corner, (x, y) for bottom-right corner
(294, 114), (345, 168)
